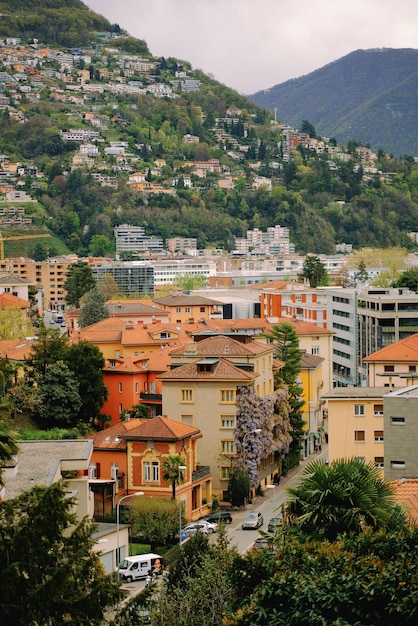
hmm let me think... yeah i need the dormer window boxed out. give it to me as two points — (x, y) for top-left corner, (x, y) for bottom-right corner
(109, 360), (116, 368)
(197, 358), (219, 373)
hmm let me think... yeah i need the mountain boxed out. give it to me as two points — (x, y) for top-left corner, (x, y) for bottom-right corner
(249, 49), (418, 157)
(0, 1), (417, 260)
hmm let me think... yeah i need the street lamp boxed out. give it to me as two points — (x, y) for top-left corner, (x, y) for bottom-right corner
(178, 465), (187, 546)
(116, 491), (144, 570)
(242, 429), (261, 509)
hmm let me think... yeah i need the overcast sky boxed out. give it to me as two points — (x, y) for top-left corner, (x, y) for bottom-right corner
(85, 0), (418, 94)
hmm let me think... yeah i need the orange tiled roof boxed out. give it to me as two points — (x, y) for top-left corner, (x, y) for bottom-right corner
(0, 292), (30, 309)
(267, 316), (333, 336)
(392, 478), (418, 524)
(103, 350), (171, 373)
(119, 415), (201, 441)
(120, 322), (206, 349)
(92, 418), (143, 450)
(78, 317), (125, 342)
(364, 333), (418, 362)
(158, 357), (257, 381)
(169, 335), (271, 357)
(0, 338), (37, 360)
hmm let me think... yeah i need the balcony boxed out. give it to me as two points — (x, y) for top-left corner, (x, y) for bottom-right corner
(140, 392), (162, 402)
(192, 465), (211, 483)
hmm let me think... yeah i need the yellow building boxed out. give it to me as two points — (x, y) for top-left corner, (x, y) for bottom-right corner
(322, 387), (388, 474)
(300, 351), (326, 457)
(158, 336), (277, 499)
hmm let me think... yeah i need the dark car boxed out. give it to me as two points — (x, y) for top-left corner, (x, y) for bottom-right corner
(203, 511), (233, 525)
(268, 516), (283, 533)
(253, 537), (273, 551)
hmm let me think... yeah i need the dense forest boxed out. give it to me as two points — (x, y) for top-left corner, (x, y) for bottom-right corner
(0, 1), (417, 258)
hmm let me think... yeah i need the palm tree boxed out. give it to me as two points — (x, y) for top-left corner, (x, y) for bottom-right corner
(162, 454), (187, 499)
(0, 421), (19, 487)
(285, 458), (407, 540)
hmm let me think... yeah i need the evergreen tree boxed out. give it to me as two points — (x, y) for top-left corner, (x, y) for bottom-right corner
(26, 324), (69, 378)
(0, 421), (18, 486)
(0, 482), (122, 624)
(78, 286), (110, 328)
(33, 360), (82, 429)
(64, 261), (95, 308)
(264, 323), (305, 470)
(298, 254), (328, 287)
(354, 259), (369, 285)
(64, 341), (108, 425)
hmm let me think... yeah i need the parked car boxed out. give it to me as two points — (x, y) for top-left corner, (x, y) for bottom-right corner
(242, 511), (263, 529)
(268, 516), (283, 533)
(183, 523), (211, 536)
(189, 520), (218, 533)
(203, 511), (233, 525)
(253, 537), (273, 550)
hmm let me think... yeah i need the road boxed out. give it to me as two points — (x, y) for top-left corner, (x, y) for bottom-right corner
(223, 447), (328, 553)
(119, 447), (328, 598)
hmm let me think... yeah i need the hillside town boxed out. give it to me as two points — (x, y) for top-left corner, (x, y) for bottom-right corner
(2, 16), (418, 625)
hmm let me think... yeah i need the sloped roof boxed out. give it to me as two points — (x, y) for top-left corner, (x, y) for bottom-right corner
(77, 317), (125, 342)
(301, 352), (325, 368)
(103, 350), (171, 373)
(0, 292), (30, 309)
(0, 272), (32, 286)
(0, 338), (37, 360)
(364, 333), (418, 363)
(266, 316), (333, 336)
(119, 415), (201, 441)
(106, 300), (166, 316)
(154, 294), (223, 306)
(92, 418), (143, 450)
(169, 335), (270, 357)
(392, 478), (418, 524)
(158, 357), (257, 381)
(120, 322), (206, 348)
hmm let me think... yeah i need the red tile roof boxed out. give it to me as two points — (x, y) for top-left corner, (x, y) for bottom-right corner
(119, 415), (201, 441)
(169, 335), (270, 357)
(0, 292), (29, 309)
(364, 333), (418, 362)
(392, 478), (418, 524)
(158, 357), (257, 381)
(92, 418), (143, 450)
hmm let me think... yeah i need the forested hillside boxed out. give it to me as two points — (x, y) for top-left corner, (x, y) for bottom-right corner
(249, 48), (418, 157)
(0, 1), (417, 259)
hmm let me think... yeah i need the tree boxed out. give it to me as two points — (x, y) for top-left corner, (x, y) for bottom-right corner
(26, 324), (69, 378)
(33, 361), (82, 429)
(174, 273), (208, 290)
(228, 468), (250, 507)
(263, 323), (305, 470)
(0, 482), (122, 624)
(298, 254), (328, 287)
(300, 119), (317, 138)
(228, 526), (418, 626)
(392, 268), (418, 292)
(78, 286), (110, 328)
(64, 341), (108, 425)
(354, 259), (369, 286)
(161, 454), (187, 499)
(64, 261), (95, 308)
(285, 458), (407, 541)
(97, 273), (120, 300)
(0, 307), (34, 340)
(0, 421), (18, 486)
(130, 498), (181, 553)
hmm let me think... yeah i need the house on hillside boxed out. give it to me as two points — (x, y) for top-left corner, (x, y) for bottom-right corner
(153, 294), (223, 324)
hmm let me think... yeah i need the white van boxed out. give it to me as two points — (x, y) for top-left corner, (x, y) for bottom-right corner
(117, 553), (164, 582)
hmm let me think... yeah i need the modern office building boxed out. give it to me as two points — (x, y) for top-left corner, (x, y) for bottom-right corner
(91, 262), (154, 296)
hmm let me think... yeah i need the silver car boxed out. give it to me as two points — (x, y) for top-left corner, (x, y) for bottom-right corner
(242, 511), (263, 529)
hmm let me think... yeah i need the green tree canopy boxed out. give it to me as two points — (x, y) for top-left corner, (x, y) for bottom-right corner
(0, 421), (18, 486)
(26, 324), (69, 378)
(0, 481), (122, 624)
(33, 360), (82, 429)
(392, 267), (418, 292)
(64, 341), (108, 425)
(285, 458), (408, 541)
(78, 286), (110, 328)
(298, 254), (328, 287)
(64, 261), (95, 308)
(161, 454), (187, 499)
